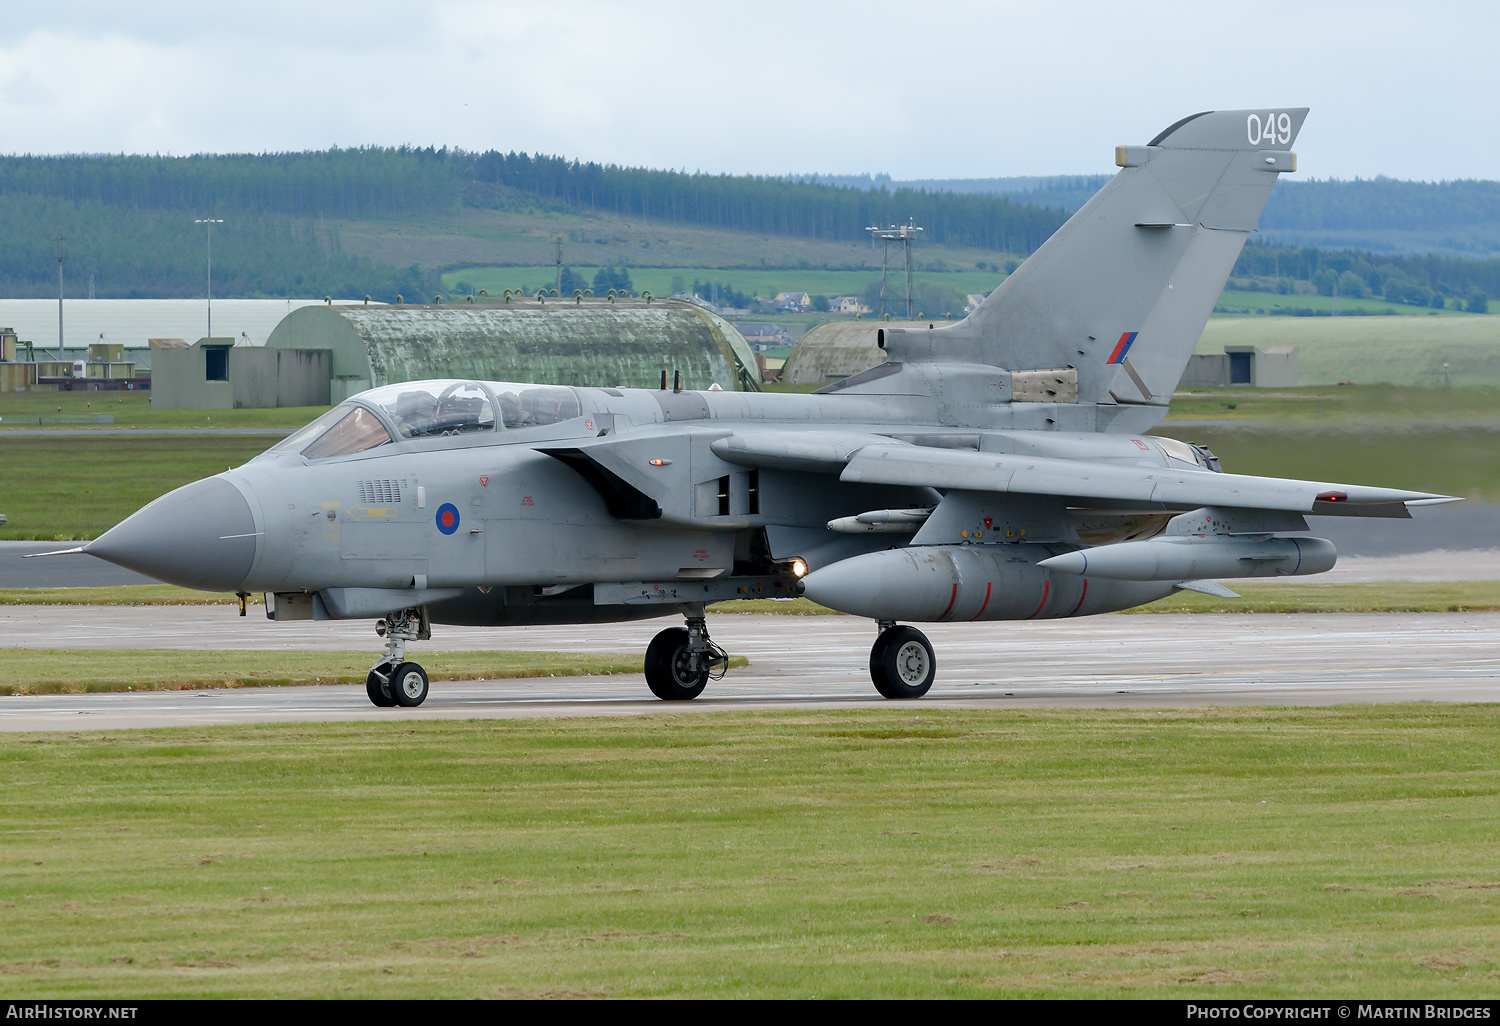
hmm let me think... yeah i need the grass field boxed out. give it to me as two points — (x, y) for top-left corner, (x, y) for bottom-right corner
(0, 649), (655, 696)
(0, 390), (325, 431)
(2, 708), (1497, 998)
(1214, 289), (1474, 318)
(8, 580), (1500, 616)
(1161, 383), (1500, 424)
(441, 265), (1009, 307)
(0, 585), (252, 606)
(339, 204), (1017, 283)
(1151, 422), (1500, 501)
(1198, 316), (1500, 388)
(0, 435), (274, 541)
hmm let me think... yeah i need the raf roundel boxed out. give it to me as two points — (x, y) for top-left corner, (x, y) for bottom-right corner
(435, 502), (460, 535)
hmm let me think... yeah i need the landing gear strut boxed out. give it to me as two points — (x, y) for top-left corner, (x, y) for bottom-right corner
(366, 607), (431, 708)
(644, 612), (728, 701)
(870, 622), (936, 699)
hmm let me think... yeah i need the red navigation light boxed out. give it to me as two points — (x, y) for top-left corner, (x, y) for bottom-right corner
(1316, 491), (1348, 502)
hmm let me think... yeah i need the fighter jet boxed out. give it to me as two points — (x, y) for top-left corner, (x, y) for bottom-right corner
(64, 108), (1454, 706)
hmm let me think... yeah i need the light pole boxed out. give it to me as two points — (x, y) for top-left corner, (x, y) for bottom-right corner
(195, 219), (224, 338)
(51, 228), (67, 359)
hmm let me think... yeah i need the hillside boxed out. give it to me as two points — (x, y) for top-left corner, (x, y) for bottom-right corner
(837, 174), (1500, 258)
(0, 149), (1061, 302)
(0, 148), (1495, 308)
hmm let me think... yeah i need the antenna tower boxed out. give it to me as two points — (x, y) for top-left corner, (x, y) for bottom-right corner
(866, 220), (922, 320)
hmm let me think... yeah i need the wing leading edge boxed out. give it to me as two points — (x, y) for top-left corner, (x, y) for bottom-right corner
(837, 444), (1454, 518)
(709, 430), (1454, 518)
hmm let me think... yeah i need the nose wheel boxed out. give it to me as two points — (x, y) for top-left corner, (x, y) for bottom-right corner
(366, 608), (431, 708)
(365, 670), (396, 707)
(870, 623), (936, 699)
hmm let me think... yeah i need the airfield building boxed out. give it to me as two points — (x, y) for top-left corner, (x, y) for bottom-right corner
(787, 320), (1304, 391)
(780, 320), (929, 385)
(151, 298), (762, 409)
(1181, 345), (1298, 388)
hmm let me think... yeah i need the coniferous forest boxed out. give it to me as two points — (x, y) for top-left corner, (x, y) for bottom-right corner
(0, 147), (1492, 303)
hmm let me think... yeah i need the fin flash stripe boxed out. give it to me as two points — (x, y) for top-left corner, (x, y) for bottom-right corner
(1106, 332), (1139, 364)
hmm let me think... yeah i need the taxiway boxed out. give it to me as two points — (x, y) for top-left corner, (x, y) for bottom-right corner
(3, 608), (1497, 730)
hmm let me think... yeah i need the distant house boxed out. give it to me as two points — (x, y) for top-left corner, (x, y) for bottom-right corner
(678, 293), (747, 317)
(830, 296), (870, 315)
(773, 292), (812, 312)
(740, 323), (791, 350)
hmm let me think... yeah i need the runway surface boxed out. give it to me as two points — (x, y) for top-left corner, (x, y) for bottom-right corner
(4, 608), (1498, 731)
(0, 542), (157, 587)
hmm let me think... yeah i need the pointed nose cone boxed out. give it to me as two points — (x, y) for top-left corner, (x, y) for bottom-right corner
(86, 477), (256, 592)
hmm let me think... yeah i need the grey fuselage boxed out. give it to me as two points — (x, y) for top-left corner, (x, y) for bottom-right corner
(175, 372), (1182, 626)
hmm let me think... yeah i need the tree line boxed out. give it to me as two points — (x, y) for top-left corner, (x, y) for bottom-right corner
(0, 148), (1494, 304)
(0, 148), (1068, 253)
(1262, 178), (1500, 233)
(0, 194), (431, 301)
(1233, 242), (1496, 310)
(467, 152), (1067, 252)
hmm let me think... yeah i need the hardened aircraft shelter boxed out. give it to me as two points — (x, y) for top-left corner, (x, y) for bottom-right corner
(154, 298), (762, 409)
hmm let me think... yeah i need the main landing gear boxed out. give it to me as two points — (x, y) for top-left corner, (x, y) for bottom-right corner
(366, 607), (431, 708)
(644, 612), (729, 700)
(870, 621), (936, 699)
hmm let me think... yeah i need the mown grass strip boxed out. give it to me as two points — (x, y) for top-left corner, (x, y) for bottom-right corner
(0, 649), (664, 695)
(1, 707), (1497, 998)
(9, 582), (1500, 615)
(0, 585), (251, 606)
(0, 391), (326, 430)
(1126, 579), (1500, 614)
(0, 435), (274, 541)
(709, 596), (838, 615)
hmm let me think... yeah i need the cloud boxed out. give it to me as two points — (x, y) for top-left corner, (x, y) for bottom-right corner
(0, 0), (1495, 179)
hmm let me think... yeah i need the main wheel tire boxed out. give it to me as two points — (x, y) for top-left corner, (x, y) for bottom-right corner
(644, 627), (709, 701)
(366, 669), (396, 708)
(390, 661), (430, 707)
(870, 625), (936, 699)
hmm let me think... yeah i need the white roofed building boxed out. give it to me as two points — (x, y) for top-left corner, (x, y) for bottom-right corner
(0, 298), (380, 358)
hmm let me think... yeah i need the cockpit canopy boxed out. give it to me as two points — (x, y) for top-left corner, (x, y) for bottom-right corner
(269, 379), (584, 460)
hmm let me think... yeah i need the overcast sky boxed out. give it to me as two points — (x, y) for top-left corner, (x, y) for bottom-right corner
(1, 1), (1493, 182)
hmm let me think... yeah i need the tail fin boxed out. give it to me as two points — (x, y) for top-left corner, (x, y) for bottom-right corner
(883, 108), (1306, 408)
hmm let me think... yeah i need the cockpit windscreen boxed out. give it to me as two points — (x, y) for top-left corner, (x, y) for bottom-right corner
(358, 381), (496, 439)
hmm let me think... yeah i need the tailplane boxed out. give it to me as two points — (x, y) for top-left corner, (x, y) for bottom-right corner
(880, 108), (1307, 410)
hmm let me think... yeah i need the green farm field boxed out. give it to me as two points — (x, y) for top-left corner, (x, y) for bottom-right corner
(1161, 382), (1500, 425)
(3, 708), (1498, 998)
(0, 435), (273, 541)
(1198, 315), (1500, 388)
(0, 649), (653, 696)
(441, 264), (1010, 305)
(10, 580), (1500, 615)
(1152, 420), (1500, 502)
(1213, 289), (1478, 318)
(341, 205), (1020, 283)
(0, 390), (325, 431)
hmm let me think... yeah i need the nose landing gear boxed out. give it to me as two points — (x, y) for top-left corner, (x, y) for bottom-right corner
(366, 607), (431, 708)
